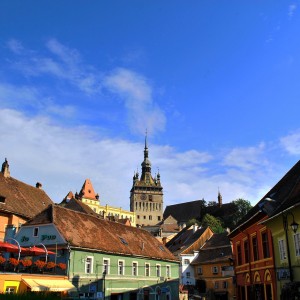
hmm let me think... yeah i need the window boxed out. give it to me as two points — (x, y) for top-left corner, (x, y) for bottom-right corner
(186, 272), (191, 278)
(159, 245), (165, 251)
(223, 281), (228, 289)
(214, 282), (219, 289)
(244, 240), (249, 263)
(278, 239), (287, 260)
(158, 216), (161, 221)
(137, 215), (140, 219)
(156, 265), (161, 277)
(149, 215), (152, 220)
(294, 233), (300, 257)
(118, 260), (124, 275)
(145, 263), (150, 276)
(262, 231), (270, 258)
(0, 196), (5, 203)
(144, 216), (146, 219)
(33, 227), (39, 237)
(184, 259), (190, 265)
(5, 287), (16, 294)
(103, 259), (109, 275)
(212, 266), (218, 274)
(85, 257), (93, 274)
(252, 236), (259, 261)
(132, 262), (138, 276)
(197, 266), (203, 275)
(237, 244), (242, 265)
(166, 265), (171, 278)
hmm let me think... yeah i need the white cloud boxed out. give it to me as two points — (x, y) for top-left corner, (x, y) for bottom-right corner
(7, 39), (24, 54)
(6, 39), (167, 136)
(0, 107), (293, 209)
(288, 4), (297, 18)
(8, 39), (101, 95)
(280, 131), (300, 155)
(104, 68), (166, 135)
(223, 143), (268, 171)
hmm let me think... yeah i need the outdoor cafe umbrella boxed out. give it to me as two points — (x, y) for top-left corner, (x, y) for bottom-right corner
(0, 241), (26, 253)
(24, 246), (56, 256)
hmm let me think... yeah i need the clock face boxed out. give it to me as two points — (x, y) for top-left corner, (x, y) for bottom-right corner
(141, 194), (147, 200)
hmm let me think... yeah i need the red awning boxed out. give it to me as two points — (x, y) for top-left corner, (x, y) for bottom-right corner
(0, 241), (26, 253)
(23, 246), (56, 256)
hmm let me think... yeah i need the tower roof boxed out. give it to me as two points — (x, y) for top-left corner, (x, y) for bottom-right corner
(79, 179), (97, 200)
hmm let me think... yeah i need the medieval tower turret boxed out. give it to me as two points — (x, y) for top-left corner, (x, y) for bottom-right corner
(130, 135), (163, 226)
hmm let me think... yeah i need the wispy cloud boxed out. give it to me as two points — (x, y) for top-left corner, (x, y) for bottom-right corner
(280, 130), (300, 155)
(223, 143), (268, 170)
(8, 38), (101, 95)
(6, 39), (167, 135)
(288, 4), (297, 18)
(104, 68), (166, 135)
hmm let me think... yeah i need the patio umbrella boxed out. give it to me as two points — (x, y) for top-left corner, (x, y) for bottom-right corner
(0, 241), (26, 253)
(23, 246), (56, 256)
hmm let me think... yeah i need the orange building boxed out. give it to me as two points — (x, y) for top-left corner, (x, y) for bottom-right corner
(229, 161), (300, 300)
(192, 232), (236, 300)
(0, 158), (53, 241)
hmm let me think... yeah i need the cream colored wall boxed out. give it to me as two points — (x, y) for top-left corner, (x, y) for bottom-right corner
(81, 198), (136, 226)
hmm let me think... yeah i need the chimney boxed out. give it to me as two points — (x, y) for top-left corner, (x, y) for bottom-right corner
(1, 158), (10, 178)
(162, 237), (167, 245)
(36, 182), (42, 189)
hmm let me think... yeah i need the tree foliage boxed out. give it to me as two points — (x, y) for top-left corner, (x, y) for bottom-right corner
(201, 213), (224, 233)
(232, 198), (252, 226)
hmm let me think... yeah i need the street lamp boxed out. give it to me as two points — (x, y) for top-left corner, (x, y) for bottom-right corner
(282, 211), (299, 282)
(102, 271), (106, 300)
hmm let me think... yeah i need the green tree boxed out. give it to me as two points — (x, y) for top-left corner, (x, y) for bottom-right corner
(232, 198), (252, 226)
(201, 213), (224, 233)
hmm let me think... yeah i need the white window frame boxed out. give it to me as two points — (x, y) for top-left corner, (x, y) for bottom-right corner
(214, 281), (219, 289)
(183, 259), (190, 265)
(118, 260), (125, 276)
(294, 233), (300, 257)
(278, 239), (287, 260)
(166, 265), (171, 278)
(85, 256), (93, 274)
(156, 264), (161, 277)
(145, 263), (150, 277)
(212, 266), (218, 274)
(103, 258), (110, 275)
(132, 261), (138, 276)
(186, 272), (191, 278)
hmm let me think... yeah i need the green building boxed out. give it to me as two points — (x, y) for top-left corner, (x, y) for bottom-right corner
(15, 203), (179, 300)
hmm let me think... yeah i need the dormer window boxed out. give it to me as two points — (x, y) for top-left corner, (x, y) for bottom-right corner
(119, 237), (128, 245)
(33, 227), (39, 237)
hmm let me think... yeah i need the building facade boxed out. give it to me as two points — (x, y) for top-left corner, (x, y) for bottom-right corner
(192, 232), (236, 300)
(15, 204), (179, 300)
(130, 137), (163, 227)
(63, 178), (136, 226)
(0, 158), (53, 241)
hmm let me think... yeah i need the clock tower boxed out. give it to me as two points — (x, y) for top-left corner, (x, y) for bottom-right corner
(130, 135), (163, 226)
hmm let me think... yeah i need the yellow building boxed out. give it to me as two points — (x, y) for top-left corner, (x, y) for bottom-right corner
(262, 203), (300, 300)
(63, 179), (136, 226)
(0, 273), (75, 295)
(192, 232), (236, 300)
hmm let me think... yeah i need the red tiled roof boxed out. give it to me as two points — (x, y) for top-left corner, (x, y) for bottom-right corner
(0, 172), (53, 219)
(25, 204), (178, 262)
(79, 179), (97, 200)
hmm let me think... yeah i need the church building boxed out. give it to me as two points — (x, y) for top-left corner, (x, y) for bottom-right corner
(130, 136), (163, 227)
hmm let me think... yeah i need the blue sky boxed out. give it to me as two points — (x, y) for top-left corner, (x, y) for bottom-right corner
(1, 1), (300, 209)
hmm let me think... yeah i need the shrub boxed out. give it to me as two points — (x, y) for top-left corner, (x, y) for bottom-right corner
(9, 257), (19, 266)
(34, 260), (46, 269)
(57, 262), (67, 270)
